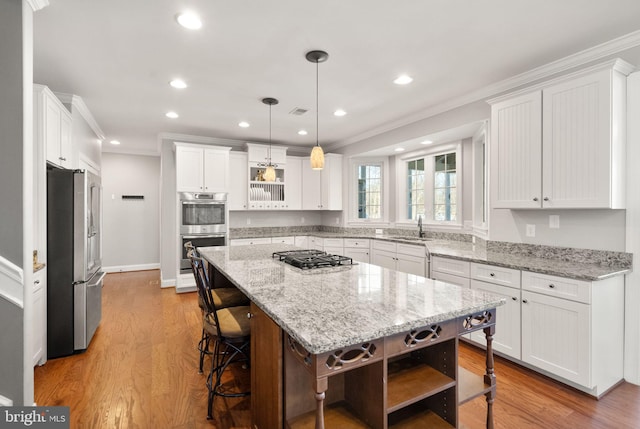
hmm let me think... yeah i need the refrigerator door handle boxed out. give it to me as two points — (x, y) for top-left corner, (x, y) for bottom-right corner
(88, 271), (106, 288)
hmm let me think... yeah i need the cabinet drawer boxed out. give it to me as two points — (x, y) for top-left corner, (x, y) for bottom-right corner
(431, 256), (470, 277)
(272, 236), (294, 245)
(344, 238), (370, 248)
(230, 237), (272, 246)
(522, 271), (591, 304)
(322, 238), (344, 248)
(431, 271), (470, 289)
(470, 263), (520, 288)
(396, 243), (426, 257)
(372, 239), (397, 252)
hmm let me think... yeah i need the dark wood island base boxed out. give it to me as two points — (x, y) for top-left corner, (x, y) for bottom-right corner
(250, 303), (498, 429)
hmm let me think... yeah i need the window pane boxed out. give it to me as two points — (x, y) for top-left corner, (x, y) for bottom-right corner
(434, 188), (446, 205)
(447, 172), (457, 187)
(434, 205), (445, 221)
(416, 158), (424, 170)
(435, 155), (446, 172)
(434, 172), (445, 187)
(357, 164), (382, 220)
(446, 153), (456, 170)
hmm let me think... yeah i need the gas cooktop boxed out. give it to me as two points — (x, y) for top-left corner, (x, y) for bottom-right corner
(272, 250), (354, 270)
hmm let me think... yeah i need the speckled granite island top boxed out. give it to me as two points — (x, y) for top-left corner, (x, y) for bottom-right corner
(199, 244), (505, 355)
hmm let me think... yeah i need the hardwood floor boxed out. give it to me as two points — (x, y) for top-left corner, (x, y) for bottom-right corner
(35, 270), (640, 428)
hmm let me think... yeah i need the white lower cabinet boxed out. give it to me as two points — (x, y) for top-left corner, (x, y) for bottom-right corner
(430, 256), (624, 396)
(521, 289), (589, 386)
(343, 239), (370, 264)
(271, 236), (295, 245)
(430, 256), (470, 288)
(470, 280), (521, 359)
(33, 268), (46, 366)
(294, 235), (308, 248)
(371, 241), (426, 276)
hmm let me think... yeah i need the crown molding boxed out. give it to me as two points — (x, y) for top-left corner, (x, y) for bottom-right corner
(26, 0), (49, 12)
(102, 146), (161, 158)
(54, 92), (105, 140)
(329, 29), (640, 150)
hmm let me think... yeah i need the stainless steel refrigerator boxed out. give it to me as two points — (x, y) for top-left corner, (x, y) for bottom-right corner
(47, 167), (104, 358)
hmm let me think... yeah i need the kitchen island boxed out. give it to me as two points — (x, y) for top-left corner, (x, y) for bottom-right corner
(199, 244), (506, 429)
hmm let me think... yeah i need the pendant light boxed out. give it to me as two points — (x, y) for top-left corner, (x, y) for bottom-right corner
(306, 50), (328, 170)
(261, 97), (278, 182)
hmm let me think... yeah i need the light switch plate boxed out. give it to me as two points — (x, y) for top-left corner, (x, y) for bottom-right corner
(549, 215), (560, 229)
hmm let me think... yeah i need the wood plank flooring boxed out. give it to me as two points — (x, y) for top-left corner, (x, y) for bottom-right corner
(34, 270), (640, 428)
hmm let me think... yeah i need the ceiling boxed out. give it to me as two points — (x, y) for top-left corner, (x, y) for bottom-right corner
(33, 0), (640, 156)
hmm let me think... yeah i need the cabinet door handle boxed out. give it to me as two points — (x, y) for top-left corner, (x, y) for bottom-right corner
(247, 312), (254, 319)
(522, 299), (528, 303)
(34, 280), (40, 285)
(489, 272), (495, 277)
(511, 296), (517, 301)
(543, 197), (549, 201)
(548, 284), (555, 289)
(533, 197), (539, 202)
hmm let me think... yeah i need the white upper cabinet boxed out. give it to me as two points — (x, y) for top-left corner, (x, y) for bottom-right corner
(35, 84), (73, 169)
(229, 152), (248, 210)
(175, 143), (231, 193)
(302, 153), (343, 210)
(490, 59), (633, 209)
(285, 156), (302, 210)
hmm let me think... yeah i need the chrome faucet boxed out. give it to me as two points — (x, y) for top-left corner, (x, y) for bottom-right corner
(418, 215), (425, 238)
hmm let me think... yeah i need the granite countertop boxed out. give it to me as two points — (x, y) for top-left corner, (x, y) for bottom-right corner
(426, 240), (631, 281)
(199, 244), (505, 354)
(231, 231), (630, 281)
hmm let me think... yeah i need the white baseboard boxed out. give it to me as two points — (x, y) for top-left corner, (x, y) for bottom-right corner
(103, 263), (160, 273)
(161, 278), (176, 288)
(175, 285), (196, 294)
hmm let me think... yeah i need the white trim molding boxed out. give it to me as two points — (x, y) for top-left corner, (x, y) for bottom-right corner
(0, 255), (24, 308)
(26, 0), (48, 12)
(328, 30), (640, 151)
(103, 263), (160, 274)
(54, 92), (105, 140)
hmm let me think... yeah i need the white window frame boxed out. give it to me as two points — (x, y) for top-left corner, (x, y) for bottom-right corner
(396, 142), (462, 228)
(348, 157), (389, 225)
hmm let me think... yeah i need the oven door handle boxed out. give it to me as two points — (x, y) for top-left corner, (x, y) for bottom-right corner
(182, 234), (227, 239)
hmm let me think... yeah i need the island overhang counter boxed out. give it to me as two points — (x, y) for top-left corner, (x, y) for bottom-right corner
(199, 244), (506, 429)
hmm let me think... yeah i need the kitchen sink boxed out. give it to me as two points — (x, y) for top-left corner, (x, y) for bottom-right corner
(388, 236), (431, 242)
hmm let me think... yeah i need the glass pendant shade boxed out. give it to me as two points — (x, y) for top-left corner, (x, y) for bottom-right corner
(263, 165), (276, 182)
(310, 145), (325, 170)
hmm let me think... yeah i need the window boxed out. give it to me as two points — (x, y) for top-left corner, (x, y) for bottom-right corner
(434, 153), (457, 221)
(402, 146), (460, 224)
(357, 164), (382, 219)
(407, 159), (425, 220)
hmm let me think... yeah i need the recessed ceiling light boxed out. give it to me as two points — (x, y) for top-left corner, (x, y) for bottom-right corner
(394, 75), (413, 85)
(334, 109), (347, 117)
(176, 12), (202, 30)
(298, 130), (308, 136)
(170, 79), (187, 89)
(238, 121), (250, 128)
(166, 111), (179, 119)
(394, 148), (405, 152)
(421, 140), (433, 145)
(110, 140), (121, 145)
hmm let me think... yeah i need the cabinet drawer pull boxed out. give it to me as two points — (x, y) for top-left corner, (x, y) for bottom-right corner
(533, 197), (539, 202)
(511, 296), (517, 301)
(522, 299), (528, 303)
(247, 312), (254, 319)
(34, 280), (40, 285)
(543, 197), (549, 201)
(548, 284), (555, 288)
(489, 272), (495, 277)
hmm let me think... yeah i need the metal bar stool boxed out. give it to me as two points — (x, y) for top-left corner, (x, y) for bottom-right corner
(185, 242), (249, 373)
(191, 256), (251, 420)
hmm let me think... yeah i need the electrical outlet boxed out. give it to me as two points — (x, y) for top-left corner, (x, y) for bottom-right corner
(246, 218), (251, 225)
(526, 224), (535, 237)
(375, 229), (383, 235)
(111, 194), (115, 200)
(549, 215), (560, 229)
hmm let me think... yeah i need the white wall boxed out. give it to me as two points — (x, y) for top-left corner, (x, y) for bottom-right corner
(102, 153), (160, 271)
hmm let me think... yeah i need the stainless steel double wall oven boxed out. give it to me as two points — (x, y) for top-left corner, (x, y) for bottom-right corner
(179, 192), (228, 273)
